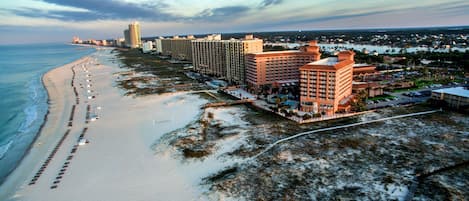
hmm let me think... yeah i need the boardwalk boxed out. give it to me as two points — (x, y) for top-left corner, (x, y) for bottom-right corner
(201, 99), (253, 109)
(404, 160), (469, 201)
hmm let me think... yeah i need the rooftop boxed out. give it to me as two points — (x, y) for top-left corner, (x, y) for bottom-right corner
(353, 63), (375, 67)
(433, 87), (469, 98)
(252, 50), (301, 55)
(193, 38), (262, 42)
(309, 57), (339, 66)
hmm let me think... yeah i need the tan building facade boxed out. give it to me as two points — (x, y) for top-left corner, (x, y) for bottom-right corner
(161, 35), (195, 61)
(225, 38), (263, 84)
(192, 38), (227, 78)
(128, 21), (141, 49)
(245, 41), (321, 91)
(191, 34), (263, 83)
(299, 51), (355, 115)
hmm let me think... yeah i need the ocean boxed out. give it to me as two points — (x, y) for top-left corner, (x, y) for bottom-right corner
(0, 43), (95, 184)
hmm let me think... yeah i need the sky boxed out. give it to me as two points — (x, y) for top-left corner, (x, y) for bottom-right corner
(0, 0), (468, 44)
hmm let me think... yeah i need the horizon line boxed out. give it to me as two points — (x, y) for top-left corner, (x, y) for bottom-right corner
(139, 24), (469, 39)
(2, 24), (469, 45)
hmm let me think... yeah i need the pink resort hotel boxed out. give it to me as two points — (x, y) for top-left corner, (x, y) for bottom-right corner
(245, 40), (355, 115)
(299, 51), (355, 115)
(245, 41), (321, 91)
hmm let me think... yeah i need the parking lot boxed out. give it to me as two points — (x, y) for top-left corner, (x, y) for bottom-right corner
(366, 90), (431, 109)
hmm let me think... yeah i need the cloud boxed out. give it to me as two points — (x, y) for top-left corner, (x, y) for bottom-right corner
(259, 0), (283, 8)
(437, 3), (469, 17)
(4, 7), (105, 21)
(241, 9), (393, 30)
(4, 0), (254, 23)
(192, 6), (250, 21)
(15, 0), (174, 21)
(1, 0), (469, 44)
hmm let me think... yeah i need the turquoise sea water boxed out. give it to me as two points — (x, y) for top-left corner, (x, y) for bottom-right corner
(0, 43), (95, 184)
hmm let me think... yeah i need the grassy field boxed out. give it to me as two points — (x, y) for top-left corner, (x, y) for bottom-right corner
(115, 49), (209, 95)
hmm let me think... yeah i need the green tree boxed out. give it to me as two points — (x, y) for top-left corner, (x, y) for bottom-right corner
(351, 90), (367, 112)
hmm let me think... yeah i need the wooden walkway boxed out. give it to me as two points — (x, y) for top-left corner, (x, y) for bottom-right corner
(404, 160), (469, 201)
(201, 99), (253, 109)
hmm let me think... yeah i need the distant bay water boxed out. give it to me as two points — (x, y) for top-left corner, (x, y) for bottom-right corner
(265, 42), (469, 54)
(0, 43), (95, 184)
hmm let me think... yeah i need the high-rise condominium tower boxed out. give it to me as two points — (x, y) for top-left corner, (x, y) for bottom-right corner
(191, 34), (263, 84)
(128, 21), (141, 48)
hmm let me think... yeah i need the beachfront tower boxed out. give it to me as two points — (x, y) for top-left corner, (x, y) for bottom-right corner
(123, 29), (130, 48)
(299, 51), (355, 115)
(160, 36), (196, 61)
(128, 21), (141, 49)
(191, 34), (263, 84)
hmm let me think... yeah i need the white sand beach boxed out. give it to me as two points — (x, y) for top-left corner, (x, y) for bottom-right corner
(0, 49), (241, 201)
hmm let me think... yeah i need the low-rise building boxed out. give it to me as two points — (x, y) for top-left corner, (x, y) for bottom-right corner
(352, 81), (384, 98)
(353, 64), (379, 80)
(142, 41), (153, 53)
(72, 36), (81, 44)
(383, 56), (406, 63)
(385, 81), (415, 91)
(299, 51), (355, 115)
(114, 38), (125, 47)
(431, 87), (469, 109)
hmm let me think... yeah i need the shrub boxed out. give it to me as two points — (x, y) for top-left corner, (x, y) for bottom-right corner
(280, 109), (288, 115)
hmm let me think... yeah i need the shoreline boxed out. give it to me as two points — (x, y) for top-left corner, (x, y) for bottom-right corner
(0, 56), (91, 199)
(1, 49), (229, 201)
(0, 55), (90, 185)
(0, 50), (95, 185)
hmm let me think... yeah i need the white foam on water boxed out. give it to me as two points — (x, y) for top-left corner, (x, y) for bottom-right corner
(18, 79), (43, 134)
(0, 140), (13, 160)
